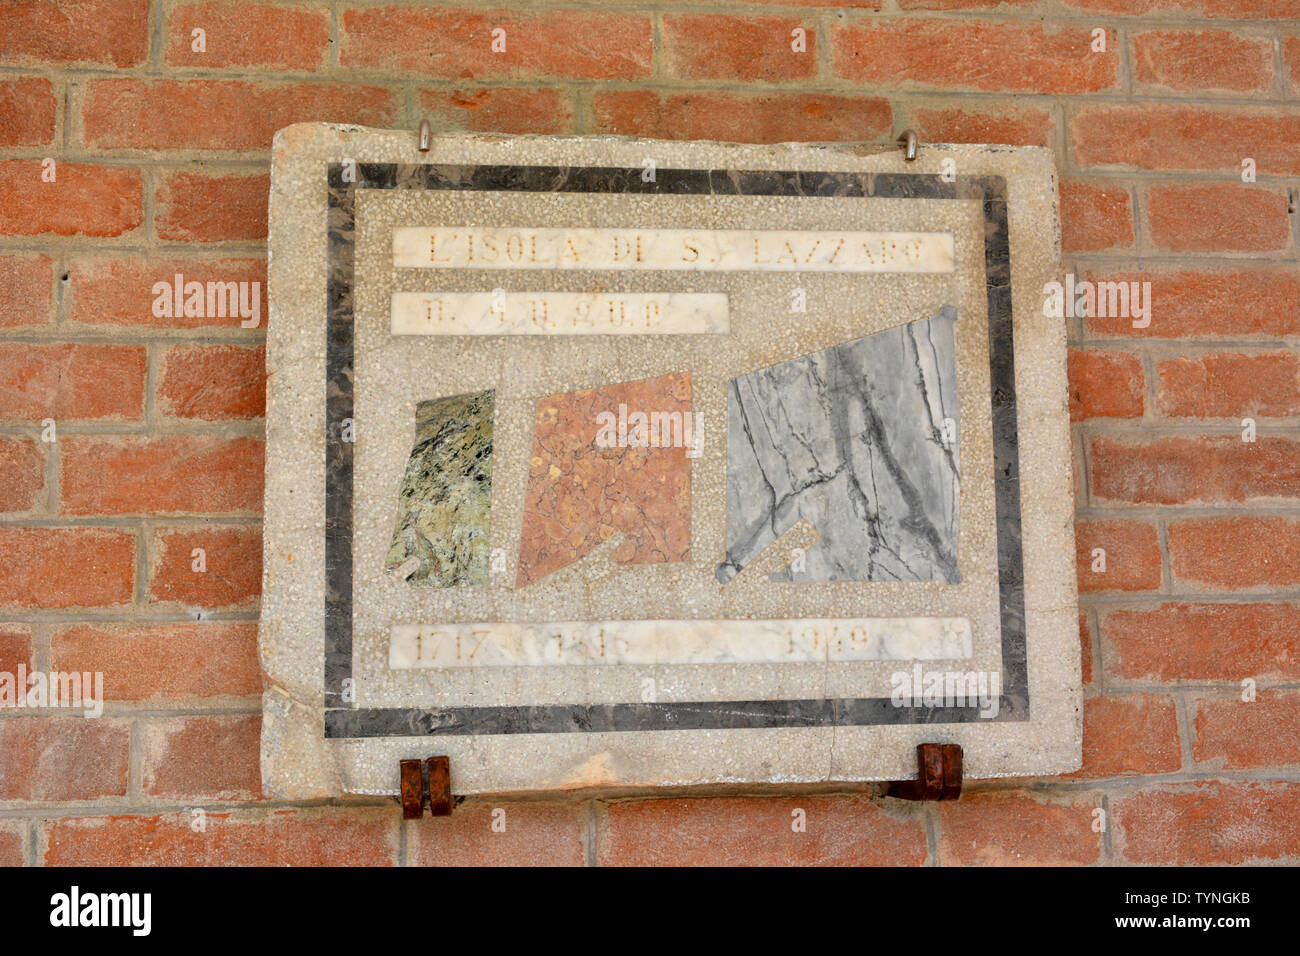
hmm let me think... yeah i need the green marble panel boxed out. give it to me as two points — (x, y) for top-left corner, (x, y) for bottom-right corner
(385, 390), (493, 586)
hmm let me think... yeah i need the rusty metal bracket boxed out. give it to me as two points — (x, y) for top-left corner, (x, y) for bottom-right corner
(885, 743), (963, 801)
(426, 755), (452, 816)
(398, 756), (454, 818)
(399, 759), (423, 819)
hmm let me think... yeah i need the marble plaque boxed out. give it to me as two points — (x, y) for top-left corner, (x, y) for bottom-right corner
(261, 125), (1081, 798)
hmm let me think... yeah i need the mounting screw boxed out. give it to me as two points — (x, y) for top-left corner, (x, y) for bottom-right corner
(898, 129), (919, 162)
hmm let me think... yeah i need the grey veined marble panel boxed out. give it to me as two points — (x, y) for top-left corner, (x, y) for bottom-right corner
(385, 390), (493, 586)
(717, 306), (960, 585)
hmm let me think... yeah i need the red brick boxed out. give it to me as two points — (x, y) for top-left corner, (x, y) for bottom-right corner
(166, 2), (330, 70)
(601, 795), (927, 866)
(1169, 516), (1300, 590)
(0, 527), (134, 609)
(1064, 0), (1300, 17)
(909, 103), (1053, 147)
(1080, 612), (1093, 686)
(0, 344), (145, 421)
(901, 0), (1034, 6)
(1072, 694), (1181, 777)
(938, 792), (1101, 865)
(142, 714), (262, 800)
(833, 20), (1118, 93)
(157, 344), (266, 420)
(663, 15), (815, 83)
(1157, 352), (1300, 419)
(1075, 519), (1163, 593)
(0, 439), (44, 513)
(1084, 269), (1300, 339)
(1115, 783), (1300, 865)
(0, 254), (53, 328)
(1146, 184), (1291, 253)
(83, 79), (398, 151)
(1072, 105), (1300, 175)
(0, 0), (148, 68)
(149, 526), (261, 609)
(1090, 435), (1300, 506)
(1060, 180), (1133, 252)
(0, 161), (142, 237)
(51, 623), (261, 701)
(419, 88), (573, 135)
(0, 821), (23, 866)
(0, 719), (129, 802)
(1067, 348), (1144, 421)
(756, 0), (880, 5)
(1133, 30), (1273, 94)
(592, 90), (892, 144)
(342, 8), (651, 80)
(44, 808), (399, 866)
(1193, 692), (1300, 769)
(62, 436), (264, 516)
(409, 802), (586, 866)
(155, 171), (269, 242)
(1286, 37), (1300, 93)
(66, 257), (266, 330)
(1104, 603), (1300, 683)
(0, 627), (32, 676)
(0, 77), (57, 146)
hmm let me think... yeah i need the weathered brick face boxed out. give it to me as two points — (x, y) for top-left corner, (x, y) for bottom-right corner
(0, 0), (1296, 867)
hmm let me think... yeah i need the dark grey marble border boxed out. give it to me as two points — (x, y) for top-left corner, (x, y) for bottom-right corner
(326, 697), (1020, 737)
(323, 162), (1026, 737)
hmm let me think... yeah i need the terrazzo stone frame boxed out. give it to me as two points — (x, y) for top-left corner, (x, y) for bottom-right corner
(350, 187), (998, 709)
(261, 124), (1079, 798)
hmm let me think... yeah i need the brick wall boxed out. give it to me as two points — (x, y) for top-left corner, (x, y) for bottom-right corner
(0, 0), (1297, 867)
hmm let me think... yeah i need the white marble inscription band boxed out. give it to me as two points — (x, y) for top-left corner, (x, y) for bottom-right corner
(389, 618), (974, 669)
(390, 291), (731, 335)
(393, 227), (956, 272)
(260, 125), (1081, 798)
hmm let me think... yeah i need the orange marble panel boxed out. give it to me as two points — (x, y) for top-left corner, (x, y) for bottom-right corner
(517, 373), (692, 588)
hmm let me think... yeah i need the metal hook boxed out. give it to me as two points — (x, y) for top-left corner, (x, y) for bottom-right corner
(418, 118), (432, 153)
(898, 129), (919, 162)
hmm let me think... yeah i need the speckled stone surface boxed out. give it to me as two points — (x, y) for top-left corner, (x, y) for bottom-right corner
(517, 373), (692, 588)
(385, 391), (493, 587)
(260, 124), (1080, 799)
(718, 306), (959, 585)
